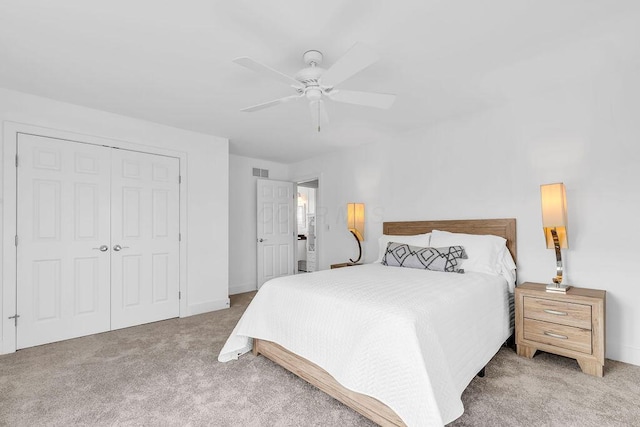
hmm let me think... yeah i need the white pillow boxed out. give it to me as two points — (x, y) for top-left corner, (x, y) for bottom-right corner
(375, 233), (431, 263)
(430, 230), (507, 276)
(498, 247), (517, 291)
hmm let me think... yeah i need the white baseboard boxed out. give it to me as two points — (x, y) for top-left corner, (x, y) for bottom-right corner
(0, 339), (13, 355)
(229, 282), (257, 295)
(607, 343), (640, 367)
(186, 298), (230, 316)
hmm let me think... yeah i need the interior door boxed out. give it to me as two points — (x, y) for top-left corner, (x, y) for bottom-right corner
(16, 134), (111, 349)
(110, 149), (180, 329)
(256, 179), (295, 288)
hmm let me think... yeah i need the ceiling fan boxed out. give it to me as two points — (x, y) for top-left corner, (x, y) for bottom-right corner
(233, 43), (396, 132)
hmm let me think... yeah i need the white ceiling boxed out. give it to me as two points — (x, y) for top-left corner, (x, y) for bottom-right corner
(1, 0), (639, 163)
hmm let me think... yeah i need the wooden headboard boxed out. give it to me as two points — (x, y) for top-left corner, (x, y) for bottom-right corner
(383, 218), (517, 263)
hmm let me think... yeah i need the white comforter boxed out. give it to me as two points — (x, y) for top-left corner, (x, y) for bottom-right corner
(219, 263), (510, 427)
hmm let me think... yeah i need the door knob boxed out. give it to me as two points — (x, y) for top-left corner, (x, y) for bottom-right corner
(92, 245), (109, 252)
(258, 238), (267, 243)
(113, 244), (129, 252)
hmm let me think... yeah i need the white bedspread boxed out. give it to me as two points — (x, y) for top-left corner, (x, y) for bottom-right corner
(219, 263), (510, 427)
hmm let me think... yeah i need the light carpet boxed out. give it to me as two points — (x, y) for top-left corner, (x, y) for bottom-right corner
(1, 292), (639, 426)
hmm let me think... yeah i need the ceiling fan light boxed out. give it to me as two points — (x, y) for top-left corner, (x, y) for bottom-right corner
(306, 88), (322, 101)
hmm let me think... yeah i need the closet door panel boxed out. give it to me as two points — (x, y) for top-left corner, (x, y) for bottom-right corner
(16, 134), (111, 349)
(110, 150), (180, 329)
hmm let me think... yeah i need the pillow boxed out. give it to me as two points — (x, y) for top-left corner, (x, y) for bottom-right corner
(382, 242), (467, 273)
(430, 230), (507, 276)
(375, 233), (431, 263)
(499, 247), (517, 291)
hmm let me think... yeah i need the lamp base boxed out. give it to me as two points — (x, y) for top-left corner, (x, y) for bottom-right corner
(546, 283), (571, 293)
(349, 230), (362, 264)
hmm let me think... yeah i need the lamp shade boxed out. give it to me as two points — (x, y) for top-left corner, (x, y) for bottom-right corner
(540, 183), (568, 249)
(347, 203), (365, 242)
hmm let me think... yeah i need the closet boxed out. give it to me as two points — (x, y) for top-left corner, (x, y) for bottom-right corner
(16, 133), (180, 349)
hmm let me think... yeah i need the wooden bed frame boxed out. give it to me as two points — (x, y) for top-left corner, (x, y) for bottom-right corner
(253, 218), (517, 427)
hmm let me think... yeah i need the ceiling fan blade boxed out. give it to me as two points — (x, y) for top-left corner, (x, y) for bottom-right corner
(329, 89), (396, 109)
(309, 100), (329, 132)
(320, 42), (380, 88)
(240, 94), (302, 112)
(233, 57), (301, 87)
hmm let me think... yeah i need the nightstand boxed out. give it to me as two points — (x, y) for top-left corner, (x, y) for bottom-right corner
(515, 282), (606, 377)
(330, 262), (360, 269)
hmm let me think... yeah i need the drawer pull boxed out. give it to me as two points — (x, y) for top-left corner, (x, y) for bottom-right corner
(544, 331), (568, 340)
(543, 309), (568, 316)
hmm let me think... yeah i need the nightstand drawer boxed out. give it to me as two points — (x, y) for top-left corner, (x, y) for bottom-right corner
(523, 318), (592, 354)
(524, 296), (591, 329)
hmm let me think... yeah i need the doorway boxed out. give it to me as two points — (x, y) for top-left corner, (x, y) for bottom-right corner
(296, 179), (318, 273)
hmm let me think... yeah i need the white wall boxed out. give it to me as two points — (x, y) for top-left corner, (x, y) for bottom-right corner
(0, 88), (229, 352)
(228, 154), (289, 295)
(289, 62), (640, 366)
(289, 144), (388, 268)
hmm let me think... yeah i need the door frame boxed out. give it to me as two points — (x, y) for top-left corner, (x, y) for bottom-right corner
(292, 173), (322, 275)
(2, 122), (189, 354)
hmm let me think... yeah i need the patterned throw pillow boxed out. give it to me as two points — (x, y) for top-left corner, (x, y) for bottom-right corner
(382, 242), (467, 273)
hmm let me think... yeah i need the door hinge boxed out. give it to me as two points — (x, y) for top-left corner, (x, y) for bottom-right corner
(8, 314), (20, 327)
(179, 233), (182, 242)
(14, 235), (18, 246)
(15, 154), (18, 167)
(178, 291), (181, 300)
(178, 175), (182, 184)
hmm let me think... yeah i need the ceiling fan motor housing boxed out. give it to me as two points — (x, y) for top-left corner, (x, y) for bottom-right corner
(298, 50), (326, 98)
(295, 64), (326, 102)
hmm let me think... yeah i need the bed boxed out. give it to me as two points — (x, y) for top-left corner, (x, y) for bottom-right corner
(219, 218), (517, 426)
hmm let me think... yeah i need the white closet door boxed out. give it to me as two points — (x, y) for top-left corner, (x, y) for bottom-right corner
(16, 134), (111, 349)
(110, 149), (180, 329)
